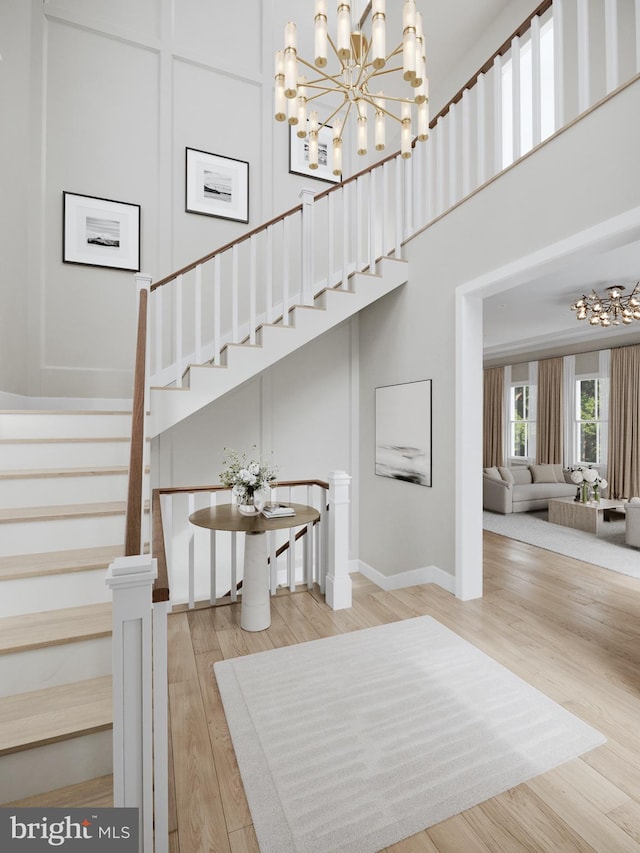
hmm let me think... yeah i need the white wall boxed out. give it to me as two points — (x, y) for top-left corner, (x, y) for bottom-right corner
(358, 75), (640, 580)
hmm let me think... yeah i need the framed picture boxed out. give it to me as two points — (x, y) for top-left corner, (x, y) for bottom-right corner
(63, 192), (141, 272)
(289, 123), (341, 184)
(185, 148), (249, 223)
(375, 379), (432, 487)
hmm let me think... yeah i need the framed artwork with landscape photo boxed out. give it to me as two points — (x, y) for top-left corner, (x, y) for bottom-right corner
(63, 192), (141, 272)
(375, 379), (432, 487)
(289, 123), (341, 184)
(185, 147), (250, 223)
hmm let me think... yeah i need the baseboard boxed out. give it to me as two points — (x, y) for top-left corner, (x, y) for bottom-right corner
(356, 560), (455, 594)
(0, 391), (132, 411)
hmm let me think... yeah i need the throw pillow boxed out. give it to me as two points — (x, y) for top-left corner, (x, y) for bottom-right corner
(629, 497), (640, 504)
(552, 464), (566, 483)
(483, 467), (502, 480)
(529, 464), (557, 484)
(498, 466), (515, 484)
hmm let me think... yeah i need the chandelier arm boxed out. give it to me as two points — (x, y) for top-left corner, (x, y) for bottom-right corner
(362, 64), (405, 82)
(319, 101), (349, 133)
(326, 33), (348, 73)
(357, 93), (404, 123)
(297, 55), (346, 87)
(304, 85), (350, 99)
(335, 101), (354, 141)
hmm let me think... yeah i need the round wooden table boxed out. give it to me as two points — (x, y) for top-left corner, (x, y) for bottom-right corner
(189, 502), (320, 632)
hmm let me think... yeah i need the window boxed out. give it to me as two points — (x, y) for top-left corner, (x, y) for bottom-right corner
(576, 377), (606, 465)
(510, 384), (533, 458)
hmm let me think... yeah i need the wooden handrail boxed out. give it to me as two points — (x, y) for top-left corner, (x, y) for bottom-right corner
(155, 479), (330, 496)
(429, 0), (553, 128)
(151, 489), (170, 603)
(124, 286), (148, 557)
(151, 203), (304, 291)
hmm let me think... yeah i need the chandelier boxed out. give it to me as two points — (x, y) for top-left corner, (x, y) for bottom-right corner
(274, 1), (429, 177)
(570, 283), (640, 327)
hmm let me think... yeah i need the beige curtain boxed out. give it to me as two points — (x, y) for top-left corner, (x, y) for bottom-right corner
(483, 367), (504, 468)
(608, 344), (640, 499)
(537, 357), (563, 464)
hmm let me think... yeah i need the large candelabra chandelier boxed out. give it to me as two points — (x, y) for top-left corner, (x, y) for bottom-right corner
(274, 1), (429, 177)
(570, 283), (640, 327)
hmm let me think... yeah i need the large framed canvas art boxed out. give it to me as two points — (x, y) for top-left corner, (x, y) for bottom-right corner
(375, 379), (432, 486)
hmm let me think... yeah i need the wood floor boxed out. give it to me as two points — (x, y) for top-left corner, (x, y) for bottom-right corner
(164, 532), (640, 853)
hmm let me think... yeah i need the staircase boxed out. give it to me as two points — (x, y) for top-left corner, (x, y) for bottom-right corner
(149, 256), (409, 437)
(0, 410), (137, 804)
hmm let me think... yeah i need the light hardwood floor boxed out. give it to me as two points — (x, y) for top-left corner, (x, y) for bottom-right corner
(165, 531), (640, 853)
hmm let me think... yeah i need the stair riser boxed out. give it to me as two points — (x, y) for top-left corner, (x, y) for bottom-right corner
(0, 638), (111, 697)
(0, 413), (131, 440)
(0, 515), (127, 558)
(0, 473), (129, 508)
(0, 730), (112, 803)
(0, 569), (111, 617)
(0, 441), (131, 470)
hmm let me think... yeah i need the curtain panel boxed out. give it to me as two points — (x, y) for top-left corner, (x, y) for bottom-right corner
(483, 367), (504, 467)
(537, 357), (563, 464)
(608, 344), (640, 499)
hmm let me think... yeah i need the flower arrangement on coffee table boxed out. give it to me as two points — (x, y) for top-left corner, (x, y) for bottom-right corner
(570, 466), (608, 502)
(220, 447), (278, 515)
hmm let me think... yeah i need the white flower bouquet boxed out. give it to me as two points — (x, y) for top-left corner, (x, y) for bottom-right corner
(569, 466), (607, 501)
(220, 446), (278, 508)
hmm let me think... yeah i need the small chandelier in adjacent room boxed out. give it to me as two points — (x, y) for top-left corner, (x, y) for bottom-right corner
(274, 1), (429, 177)
(570, 283), (640, 327)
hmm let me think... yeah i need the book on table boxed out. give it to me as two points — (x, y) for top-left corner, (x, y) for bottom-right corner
(261, 503), (296, 518)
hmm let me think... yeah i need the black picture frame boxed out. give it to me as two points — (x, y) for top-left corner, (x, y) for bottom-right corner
(63, 192), (141, 272)
(185, 147), (250, 223)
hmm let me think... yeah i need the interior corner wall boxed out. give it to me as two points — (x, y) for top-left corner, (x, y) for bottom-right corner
(358, 76), (640, 581)
(0, 0), (30, 395)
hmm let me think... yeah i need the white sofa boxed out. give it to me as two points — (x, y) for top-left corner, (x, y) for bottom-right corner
(625, 499), (640, 547)
(483, 463), (576, 514)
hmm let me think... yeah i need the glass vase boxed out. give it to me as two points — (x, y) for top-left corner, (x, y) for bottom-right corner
(237, 492), (258, 515)
(580, 481), (589, 503)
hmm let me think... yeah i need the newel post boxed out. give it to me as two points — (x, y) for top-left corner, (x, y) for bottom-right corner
(299, 188), (315, 306)
(326, 470), (352, 610)
(105, 554), (157, 853)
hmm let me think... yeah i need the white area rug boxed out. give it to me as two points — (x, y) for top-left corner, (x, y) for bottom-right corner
(483, 510), (640, 579)
(214, 616), (604, 853)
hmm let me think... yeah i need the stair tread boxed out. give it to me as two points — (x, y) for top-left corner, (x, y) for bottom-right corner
(0, 466), (131, 480)
(0, 675), (112, 755)
(0, 544), (125, 581)
(0, 436), (130, 445)
(0, 603), (112, 654)
(4, 774), (114, 807)
(0, 501), (130, 523)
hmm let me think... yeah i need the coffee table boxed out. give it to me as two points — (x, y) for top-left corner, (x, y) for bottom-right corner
(548, 497), (626, 534)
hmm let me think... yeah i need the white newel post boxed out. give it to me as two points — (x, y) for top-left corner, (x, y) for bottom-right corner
(326, 470), (352, 610)
(299, 188), (316, 306)
(134, 273), (152, 554)
(106, 555), (157, 853)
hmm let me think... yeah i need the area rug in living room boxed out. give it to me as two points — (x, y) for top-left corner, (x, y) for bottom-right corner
(483, 509), (640, 579)
(214, 616), (604, 853)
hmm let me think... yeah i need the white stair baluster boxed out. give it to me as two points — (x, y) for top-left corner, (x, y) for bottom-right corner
(531, 15), (542, 148)
(213, 255), (221, 364)
(436, 118), (446, 214)
(492, 54), (503, 174)
(231, 532), (238, 603)
(511, 36), (522, 162)
(427, 131), (436, 220)
(327, 192), (334, 289)
(269, 531), (277, 595)
(283, 217), (291, 325)
(356, 177), (363, 270)
(604, 0), (619, 93)
(194, 264), (202, 364)
(461, 90), (471, 198)
(476, 73), (487, 186)
(154, 284), (163, 381)
(175, 274), (183, 388)
(266, 227), (274, 324)
(288, 528), (295, 591)
(232, 244), (239, 342)
(299, 188), (315, 306)
(369, 168), (377, 272)
(341, 183), (349, 288)
(554, 0), (565, 128)
(395, 156), (403, 257)
(381, 161), (388, 255)
(403, 155), (413, 240)
(249, 235), (257, 344)
(188, 493), (195, 609)
(577, 0), (590, 113)
(449, 101), (459, 205)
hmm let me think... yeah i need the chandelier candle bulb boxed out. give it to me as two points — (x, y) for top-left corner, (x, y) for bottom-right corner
(401, 102), (412, 157)
(357, 100), (368, 155)
(337, 3), (352, 60)
(274, 51), (286, 121)
(417, 100), (429, 140)
(403, 0), (417, 81)
(314, 0), (328, 67)
(308, 131), (319, 169)
(333, 121), (343, 175)
(372, 0), (386, 69)
(296, 83), (308, 136)
(375, 94), (386, 150)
